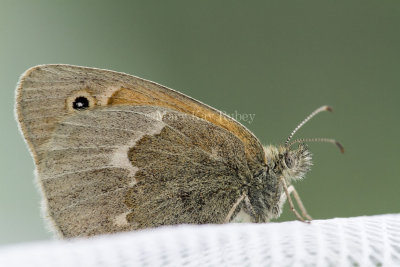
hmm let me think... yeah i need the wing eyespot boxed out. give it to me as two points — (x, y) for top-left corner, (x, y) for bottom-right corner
(72, 96), (90, 110)
(66, 89), (96, 112)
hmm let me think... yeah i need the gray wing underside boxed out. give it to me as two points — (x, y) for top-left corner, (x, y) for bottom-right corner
(39, 106), (251, 237)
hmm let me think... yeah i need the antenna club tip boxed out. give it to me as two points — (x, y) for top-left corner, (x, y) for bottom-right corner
(335, 141), (345, 153)
(324, 106), (333, 112)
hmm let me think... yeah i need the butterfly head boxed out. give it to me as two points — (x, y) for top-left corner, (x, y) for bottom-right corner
(264, 144), (313, 183)
(265, 105), (343, 178)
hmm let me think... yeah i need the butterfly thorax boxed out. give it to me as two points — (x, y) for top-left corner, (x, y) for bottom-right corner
(245, 144), (312, 222)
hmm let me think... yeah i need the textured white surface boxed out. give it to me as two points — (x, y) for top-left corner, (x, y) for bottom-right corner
(0, 214), (399, 267)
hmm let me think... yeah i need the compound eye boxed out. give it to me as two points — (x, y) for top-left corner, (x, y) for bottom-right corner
(285, 156), (294, 168)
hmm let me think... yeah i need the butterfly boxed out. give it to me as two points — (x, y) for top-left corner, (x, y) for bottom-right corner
(16, 65), (343, 238)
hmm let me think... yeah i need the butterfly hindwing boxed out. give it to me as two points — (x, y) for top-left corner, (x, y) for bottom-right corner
(39, 106), (251, 237)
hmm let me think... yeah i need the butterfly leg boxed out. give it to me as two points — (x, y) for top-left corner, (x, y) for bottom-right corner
(244, 195), (260, 222)
(279, 176), (309, 222)
(287, 185), (313, 221)
(224, 192), (246, 223)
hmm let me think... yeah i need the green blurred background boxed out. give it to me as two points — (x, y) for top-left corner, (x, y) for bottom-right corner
(1, 1), (399, 245)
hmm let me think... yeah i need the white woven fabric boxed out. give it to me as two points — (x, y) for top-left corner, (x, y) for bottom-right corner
(0, 214), (399, 267)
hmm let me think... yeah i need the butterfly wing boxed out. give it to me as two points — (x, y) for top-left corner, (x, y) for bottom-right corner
(38, 105), (251, 237)
(15, 65), (266, 237)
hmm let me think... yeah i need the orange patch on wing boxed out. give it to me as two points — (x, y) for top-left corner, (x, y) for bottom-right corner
(108, 87), (261, 161)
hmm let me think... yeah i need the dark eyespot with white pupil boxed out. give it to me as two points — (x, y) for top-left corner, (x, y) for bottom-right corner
(72, 96), (89, 110)
(285, 156), (294, 168)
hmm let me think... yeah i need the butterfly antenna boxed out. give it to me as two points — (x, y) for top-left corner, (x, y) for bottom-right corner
(285, 105), (333, 146)
(287, 138), (344, 153)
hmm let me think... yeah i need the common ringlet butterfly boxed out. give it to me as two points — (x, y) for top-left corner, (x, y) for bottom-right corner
(15, 65), (343, 238)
